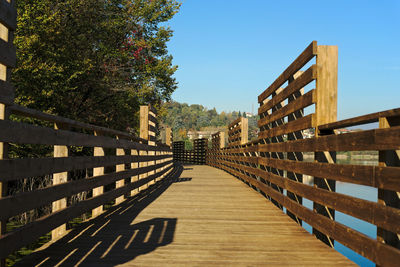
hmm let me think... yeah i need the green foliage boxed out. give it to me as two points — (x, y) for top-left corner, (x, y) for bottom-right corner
(161, 101), (259, 141)
(13, 0), (180, 131)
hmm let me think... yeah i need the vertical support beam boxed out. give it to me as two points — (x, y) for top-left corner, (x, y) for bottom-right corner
(0, 4), (14, 265)
(313, 45), (338, 247)
(115, 136), (125, 204)
(287, 71), (304, 225)
(314, 45), (338, 128)
(130, 148), (139, 196)
(165, 127), (172, 148)
(92, 131), (104, 217)
(51, 123), (68, 240)
(139, 105), (149, 190)
(378, 116), (400, 251)
(148, 107), (156, 182)
(219, 132), (225, 149)
(240, 117), (248, 145)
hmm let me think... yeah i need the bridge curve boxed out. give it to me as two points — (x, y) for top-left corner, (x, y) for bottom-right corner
(16, 164), (354, 266)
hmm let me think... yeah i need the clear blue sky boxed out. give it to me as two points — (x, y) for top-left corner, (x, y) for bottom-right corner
(166, 0), (400, 120)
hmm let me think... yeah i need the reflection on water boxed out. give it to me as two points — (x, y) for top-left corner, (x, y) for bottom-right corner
(301, 152), (377, 266)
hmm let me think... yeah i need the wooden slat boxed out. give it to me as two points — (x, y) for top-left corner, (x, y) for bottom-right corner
(0, 164), (174, 259)
(258, 114), (313, 139)
(0, 154), (172, 182)
(318, 108), (400, 131)
(0, 120), (171, 151)
(0, 0), (17, 30)
(258, 89), (315, 127)
(0, 37), (15, 67)
(257, 156), (400, 191)
(0, 80), (13, 105)
(0, 160), (173, 221)
(9, 105), (147, 143)
(258, 126), (400, 152)
(258, 65), (317, 115)
(258, 41), (317, 103)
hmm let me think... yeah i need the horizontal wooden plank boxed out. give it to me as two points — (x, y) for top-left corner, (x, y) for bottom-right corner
(0, 120), (171, 152)
(0, 79), (14, 105)
(9, 105), (147, 143)
(0, 164), (175, 259)
(228, 131), (241, 141)
(0, 160), (173, 221)
(0, 37), (16, 67)
(258, 114), (313, 139)
(258, 89), (315, 128)
(258, 65), (317, 115)
(318, 107), (400, 130)
(0, 0), (17, 30)
(257, 156), (400, 192)
(258, 41), (317, 103)
(0, 154), (172, 182)
(257, 126), (400, 152)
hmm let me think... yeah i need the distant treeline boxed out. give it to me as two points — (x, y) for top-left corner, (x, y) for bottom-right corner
(160, 101), (258, 141)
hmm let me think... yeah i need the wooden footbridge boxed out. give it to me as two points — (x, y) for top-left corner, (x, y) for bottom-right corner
(1, 2), (400, 266)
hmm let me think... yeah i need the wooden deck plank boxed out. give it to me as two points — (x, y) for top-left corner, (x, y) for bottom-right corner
(15, 165), (355, 266)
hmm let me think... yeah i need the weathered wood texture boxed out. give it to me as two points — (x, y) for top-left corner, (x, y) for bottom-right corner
(14, 165), (354, 267)
(207, 41), (400, 266)
(228, 117), (248, 146)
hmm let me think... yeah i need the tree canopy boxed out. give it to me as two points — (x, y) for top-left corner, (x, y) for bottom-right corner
(13, 0), (180, 131)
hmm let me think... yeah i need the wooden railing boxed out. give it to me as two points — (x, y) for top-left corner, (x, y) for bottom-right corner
(207, 41), (400, 266)
(0, 2), (175, 264)
(172, 138), (208, 165)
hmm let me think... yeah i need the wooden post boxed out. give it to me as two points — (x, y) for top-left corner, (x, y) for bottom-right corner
(287, 71), (304, 225)
(0, 4), (14, 265)
(139, 105), (149, 190)
(51, 123), (68, 240)
(115, 136), (125, 204)
(165, 127), (172, 148)
(148, 107), (156, 182)
(240, 117), (248, 145)
(312, 45), (338, 247)
(130, 148), (139, 196)
(378, 116), (400, 251)
(219, 132), (225, 149)
(92, 131), (104, 217)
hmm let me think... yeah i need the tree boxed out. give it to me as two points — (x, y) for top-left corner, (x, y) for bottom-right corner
(13, 0), (180, 131)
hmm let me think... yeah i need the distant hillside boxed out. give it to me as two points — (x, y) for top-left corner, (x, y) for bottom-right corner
(160, 101), (258, 141)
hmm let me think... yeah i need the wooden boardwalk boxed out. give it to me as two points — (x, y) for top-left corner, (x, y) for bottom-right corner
(16, 165), (355, 266)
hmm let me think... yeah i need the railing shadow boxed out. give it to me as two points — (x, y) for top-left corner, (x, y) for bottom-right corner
(15, 164), (184, 267)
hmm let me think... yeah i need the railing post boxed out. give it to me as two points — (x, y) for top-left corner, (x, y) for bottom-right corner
(52, 123), (68, 240)
(139, 105), (149, 190)
(240, 117), (248, 145)
(130, 147), (139, 196)
(115, 135), (125, 204)
(92, 131), (105, 217)
(286, 71), (304, 225)
(378, 116), (400, 253)
(1, 3), (15, 265)
(313, 45), (338, 247)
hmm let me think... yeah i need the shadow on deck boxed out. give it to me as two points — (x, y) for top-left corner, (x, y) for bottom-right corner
(15, 166), (184, 267)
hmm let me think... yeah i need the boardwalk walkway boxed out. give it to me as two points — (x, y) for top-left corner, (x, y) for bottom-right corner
(17, 165), (354, 266)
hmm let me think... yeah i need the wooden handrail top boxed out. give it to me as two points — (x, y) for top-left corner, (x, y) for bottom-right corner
(318, 107), (400, 131)
(9, 104), (148, 143)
